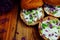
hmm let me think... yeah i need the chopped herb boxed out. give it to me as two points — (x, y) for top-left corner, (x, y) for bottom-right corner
(52, 11), (57, 14)
(47, 22), (51, 24)
(36, 11), (38, 14)
(25, 11), (31, 15)
(30, 14), (33, 20)
(30, 17), (33, 20)
(42, 23), (48, 29)
(55, 20), (58, 23)
(28, 21), (32, 24)
(57, 6), (60, 8)
(25, 12), (28, 15)
(52, 20), (56, 23)
(52, 26), (55, 28)
(40, 30), (42, 33)
(32, 10), (34, 12)
(57, 27), (60, 29)
(51, 20), (58, 24)
(28, 11), (31, 13)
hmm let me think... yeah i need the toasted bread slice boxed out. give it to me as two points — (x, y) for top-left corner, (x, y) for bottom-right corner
(43, 0), (60, 6)
(20, 7), (44, 26)
(44, 5), (60, 18)
(21, 0), (43, 10)
(38, 16), (60, 40)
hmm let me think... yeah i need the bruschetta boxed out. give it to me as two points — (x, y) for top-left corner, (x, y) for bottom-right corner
(38, 16), (60, 40)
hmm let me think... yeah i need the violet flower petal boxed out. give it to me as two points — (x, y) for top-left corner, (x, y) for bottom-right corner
(45, 30), (48, 32)
(48, 34), (51, 37)
(21, 37), (25, 40)
(49, 24), (53, 29)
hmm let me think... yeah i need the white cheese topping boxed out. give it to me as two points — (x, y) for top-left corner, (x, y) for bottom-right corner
(44, 6), (60, 17)
(22, 7), (43, 24)
(54, 7), (60, 17)
(40, 20), (60, 40)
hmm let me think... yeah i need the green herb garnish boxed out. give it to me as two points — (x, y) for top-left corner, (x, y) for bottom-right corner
(28, 21), (32, 24)
(32, 10), (34, 12)
(30, 17), (33, 20)
(25, 11), (31, 15)
(57, 26), (60, 29)
(52, 11), (57, 14)
(36, 11), (38, 14)
(40, 30), (42, 33)
(55, 20), (58, 23)
(52, 20), (56, 23)
(57, 6), (60, 8)
(42, 23), (48, 29)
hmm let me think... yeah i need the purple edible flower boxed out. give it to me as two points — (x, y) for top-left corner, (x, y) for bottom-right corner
(29, 14), (32, 17)
(21, 37), (25, 40)
(50, 8), (54, 11)
(56, 22), (58, 25)
(49, 24), (53, 29)
(45, 30), (48, 32)
(48, 34), (51, 37)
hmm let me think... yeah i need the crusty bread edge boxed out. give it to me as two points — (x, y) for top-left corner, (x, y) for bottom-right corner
(38, 16), (60, 40)
(20, 8), (44, 26)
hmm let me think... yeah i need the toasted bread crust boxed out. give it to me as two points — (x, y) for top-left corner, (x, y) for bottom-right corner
(38, 16), (60, 40)
(43, 0), (60, 6)
(21, 0), (43, 10)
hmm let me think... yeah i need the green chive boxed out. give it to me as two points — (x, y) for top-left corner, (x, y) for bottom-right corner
(57, 6), (60, 8)
(25, 11), (31, 15)
(32, 10), (34, 12)
(57, 26), (60, 29)
(55, 20), (58, 23)
(52, 11), (57, 14)
(42, 23), (48, 29)
(28, 21), (32, 24)
(36, 11), (38, 14)
(40, 30), (42, 33)
(52, 20), (56, 23)
(30, 17), (33, 20)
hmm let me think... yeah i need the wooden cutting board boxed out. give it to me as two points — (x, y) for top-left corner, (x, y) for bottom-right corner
(16, 18), (44, 40)
(0, 6), (18, 40)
